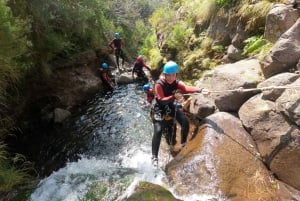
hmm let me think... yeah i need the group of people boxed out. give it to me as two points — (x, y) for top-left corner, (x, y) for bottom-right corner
(103, 32), (210, 167)
(100, 32), (151, 90)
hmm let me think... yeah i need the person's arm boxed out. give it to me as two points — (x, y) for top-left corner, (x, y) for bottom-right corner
(155, 83), (175, 104)
(177, 81), (200, 93)
(121, 39), (124, 48)
(109, 39), (114, 49)
(142, 63), (151, 72)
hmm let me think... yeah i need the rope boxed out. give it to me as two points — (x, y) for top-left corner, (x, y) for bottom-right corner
(188, 84), (300, 95)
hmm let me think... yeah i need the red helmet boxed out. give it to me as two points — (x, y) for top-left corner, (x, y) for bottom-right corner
(136, 55), (143, 62)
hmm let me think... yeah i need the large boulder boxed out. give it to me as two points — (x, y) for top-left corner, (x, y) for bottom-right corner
(264, 3), (300, 42)
(239, 76), (300, 190)
(166, 112), (280, 200)
(260, 18), (300, 78)
(199, 59), (263, 112)
(257, 72), (300, 101)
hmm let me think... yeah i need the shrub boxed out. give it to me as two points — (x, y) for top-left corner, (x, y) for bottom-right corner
(242, 35), (267, 56)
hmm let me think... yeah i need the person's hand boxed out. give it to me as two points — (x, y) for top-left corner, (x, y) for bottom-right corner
(174, 92), (184, 102)
(199, 88), (210, 95)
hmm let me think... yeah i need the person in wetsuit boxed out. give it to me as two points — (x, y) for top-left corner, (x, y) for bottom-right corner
(151, 61), (209, 166)
(109, 32), (125, 70)
(132, 55), (152, 84)
(98, 63), (114, 90)
(143, 84), (155, 107)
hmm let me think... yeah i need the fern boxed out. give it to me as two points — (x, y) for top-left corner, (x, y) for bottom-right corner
(243, 36), (267, 56)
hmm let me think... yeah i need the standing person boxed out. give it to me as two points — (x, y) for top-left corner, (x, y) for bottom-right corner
(132, 55), (152, 84)
(109, 32), (125, 70)
(151, 61), (209, 166)
(98, 63), (114, 90)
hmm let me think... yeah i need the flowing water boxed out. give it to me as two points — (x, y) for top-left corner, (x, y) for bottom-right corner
(29, 84), (166, 201)
(29, 83), (213, 201)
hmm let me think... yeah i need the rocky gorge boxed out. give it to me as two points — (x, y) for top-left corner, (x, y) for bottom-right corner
(9, 1), (300, 201)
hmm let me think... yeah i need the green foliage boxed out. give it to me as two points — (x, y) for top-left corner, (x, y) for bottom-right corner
(216, 0), (232, 7)
(82, 176), (133, 201)
(200, 37), (213, 50)
(0, 1), (30, 83)
(242, 35), (267, 56)
(139, 32), (164, 69)
(26, 0), (111, 66)
(0, 0), (30, 142)
(212, 45), (224, 52)
(257, 41), (273, 60)
(149, 8), (175, 30)
(83, 183), (108, 200)
(237, 1), (273, 33)
(185, 0), (217, 28)
(167, 23), (192, 50)
(0, 142), (31, 192)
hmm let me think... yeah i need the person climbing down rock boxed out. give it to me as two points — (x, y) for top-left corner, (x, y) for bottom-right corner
(132, 55), (152, 84)
(98, 62), (115, 90)
(150, 60), (210, 166)
(143, 84), (155, 107)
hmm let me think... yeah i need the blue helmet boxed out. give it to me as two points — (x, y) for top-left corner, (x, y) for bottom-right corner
(163, 61), (179, 74)
(102, 63), (108, 68)
(114, 32), (120, 38)
(143, 84), (151, 91)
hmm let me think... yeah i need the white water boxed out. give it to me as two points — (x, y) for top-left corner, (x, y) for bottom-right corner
(29, 84), (216, 201)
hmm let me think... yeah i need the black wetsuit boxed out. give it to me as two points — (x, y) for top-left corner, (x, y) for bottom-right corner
(151, 79), (189, 159)
(110, 38), (125, 68)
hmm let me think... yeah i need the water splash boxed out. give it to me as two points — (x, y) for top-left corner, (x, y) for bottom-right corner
(29, 84), (218, 201)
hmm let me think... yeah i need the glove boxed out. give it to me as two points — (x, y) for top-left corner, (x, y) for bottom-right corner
(200, 88), (210, 95)
(197, 88), (203, 93)
(174, 102), (182, 108)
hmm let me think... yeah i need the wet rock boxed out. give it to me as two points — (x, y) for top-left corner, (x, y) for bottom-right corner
(166, 112), (279, 200)
(126, 182), (182, 201)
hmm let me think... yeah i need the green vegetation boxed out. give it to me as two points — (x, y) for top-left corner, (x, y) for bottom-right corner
(216, 0), (232, 8)
(0, 0), (285, 194)
(82, 176), (133, 201)
(237, 0), (274, 33)
(242, 35), (267, 56)
(0, 143), (32, 192)
(145, 0), (283, 82)
(0, 0), (30, 148)
(0, 0), (160, 193)
(127, 182), (176, 201)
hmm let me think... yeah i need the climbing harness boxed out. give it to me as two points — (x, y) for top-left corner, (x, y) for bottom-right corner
(165, 102), (182, 162)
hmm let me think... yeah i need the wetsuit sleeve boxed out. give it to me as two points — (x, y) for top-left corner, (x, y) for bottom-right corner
(177, 81), (199, 93)
(143, 63), (151, 71)
(155, 83), (175, 104)
(121, 39), (124, 48)
(109, 40), (114, 49)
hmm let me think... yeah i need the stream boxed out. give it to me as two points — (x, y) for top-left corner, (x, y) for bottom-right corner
(29, 84), (166, 201)
(28, 83), (213, 201)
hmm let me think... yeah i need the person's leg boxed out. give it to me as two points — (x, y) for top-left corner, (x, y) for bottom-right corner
(152, 120), (163, 161)
(120, 50), (125, 66)
(175, 110), (189, 147)
(143, 72), (149, 84)
(165, 120), (176, 146)
(115, 49), (120, 68)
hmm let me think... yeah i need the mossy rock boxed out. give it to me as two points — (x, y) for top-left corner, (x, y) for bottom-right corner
(126, 182), (182, 201)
